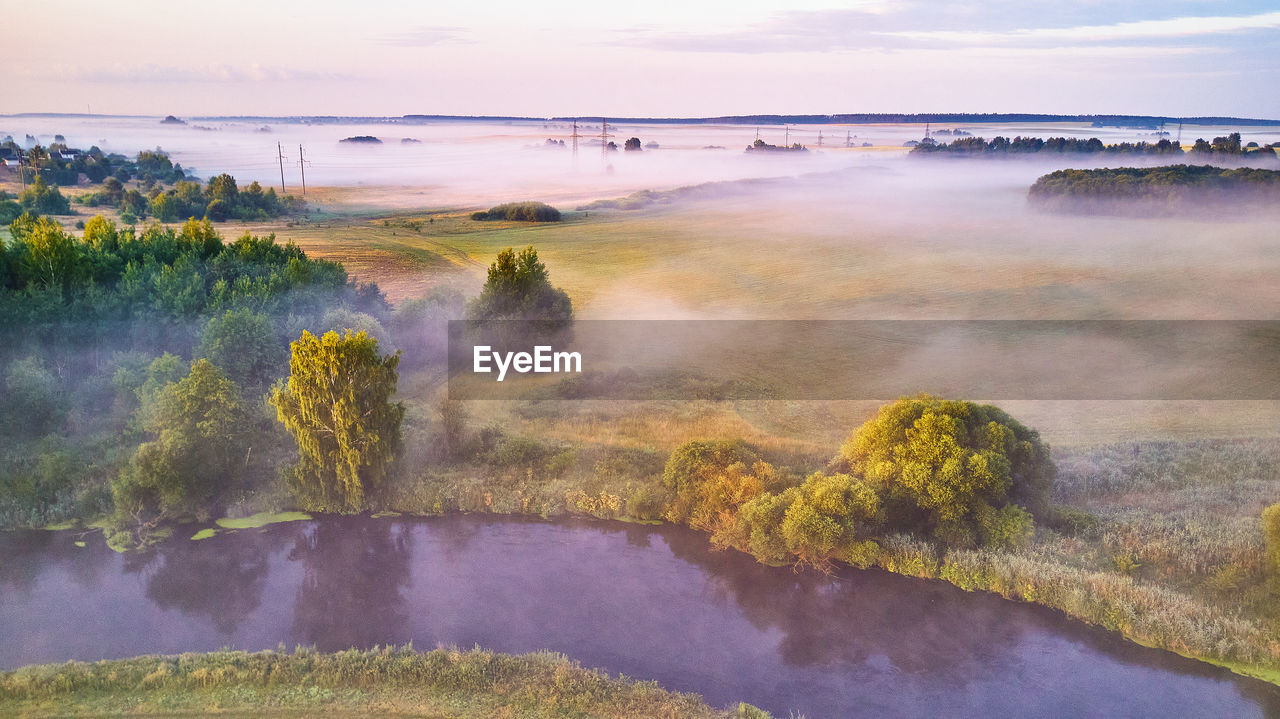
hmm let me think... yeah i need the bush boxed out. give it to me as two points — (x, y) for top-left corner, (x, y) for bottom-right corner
(837, 395), (1053, 546)
(471, 201), (562, 222)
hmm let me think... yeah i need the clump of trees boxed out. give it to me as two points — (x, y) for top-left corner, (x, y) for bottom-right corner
(624, 137), (642, 151)
(667, 396), (1053, 568)
(0, 213), (400, 532)
(110, 359), (248, 528)
(470, 202), (562, 222)
(745, 139), (807, 153)
(465, 246), (573, 324)
(270, 330), (405, 512)
(1028, 164), (1280, 214)
(912, 135), (1185, 156)
(80, 172), (301, 223)
(17, 176), (71, 215)
(1190, 132), (1277, 159)
(0, 140), (189, 186)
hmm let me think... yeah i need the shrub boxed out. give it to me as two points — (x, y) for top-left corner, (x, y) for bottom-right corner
(471, 201), (561, 222)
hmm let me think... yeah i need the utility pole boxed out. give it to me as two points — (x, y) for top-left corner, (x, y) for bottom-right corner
(784, 126), (789, 146)
(276, 141), (287, 193)
(599, 118), (611, 162)
(817, 130), (823, 149)
(18, 149), (26, 193)
(846, 130), (852, 148)
(571, 120), (580, 159)
(297, 144), (307, 196)
(1177, 120), (1183, 146)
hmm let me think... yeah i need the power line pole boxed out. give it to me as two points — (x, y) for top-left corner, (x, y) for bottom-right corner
(276, 141), (287, 193)
(599, 118), (611, 162)
(571, 120), (580, 159)
(817, 130), (823, 149)
(846, 130), (852, 148)
(784, 126), (789, 146)
(18, 149), (26, 193)
(297, 144), (307, 196)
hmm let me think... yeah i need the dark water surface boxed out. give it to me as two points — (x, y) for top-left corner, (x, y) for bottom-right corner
(1, 516), (1277, 718)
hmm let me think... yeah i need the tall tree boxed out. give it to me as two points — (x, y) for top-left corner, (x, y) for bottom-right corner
(270, 330), (404, 511)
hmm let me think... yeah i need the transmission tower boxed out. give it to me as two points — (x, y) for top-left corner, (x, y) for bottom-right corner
(845, 130), (852, 148)
(817, 130), (823, 149)
(599, 118), (612, 162)
(571, 120), (580, 158)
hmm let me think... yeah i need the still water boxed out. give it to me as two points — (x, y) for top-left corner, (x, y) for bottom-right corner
(1, 516), (1276, 718)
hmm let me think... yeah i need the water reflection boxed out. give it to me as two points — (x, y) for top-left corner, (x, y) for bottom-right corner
(142, 533), (270, 635)
(288, 517), (413, 650)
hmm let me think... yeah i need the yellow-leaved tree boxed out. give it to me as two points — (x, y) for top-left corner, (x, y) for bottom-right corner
(271, 329), (405, 512)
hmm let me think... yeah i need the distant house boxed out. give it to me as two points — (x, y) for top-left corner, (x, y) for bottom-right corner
(58, 150), (80, 162)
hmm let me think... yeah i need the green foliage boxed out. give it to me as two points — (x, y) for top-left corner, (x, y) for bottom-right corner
(838, 395), (1053, 546)
(111, 359), (249, 525)
(780, 471), (881, 567)
(661, 439), (763, 523)
(1264, 503), (1280, 576)
(1, 215), (352, 329)
(465, 246), (573, 324)
(1029, 164), (1280, 214)
(2, 357), (65, 437)
(197, 308), (282, 389)
(470, 201), (562, 222)
(270, 330), (405, 512)
(912, 135), (1185, 156)
(18, 175), (71, 215)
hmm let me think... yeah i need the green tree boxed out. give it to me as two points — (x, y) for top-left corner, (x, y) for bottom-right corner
(837, 395), (1053, 546)
(465, 246), (573, 324)
(624, 137), (642, 151)
(780, 471), (881, 567)
(207, 173), (239, 205)
(111, 359), (249, 524)
(270, 330), (405, 511)
(18, 217), (79, 291)
(3, 356), (65, 436)
(197, 308), (281, 389)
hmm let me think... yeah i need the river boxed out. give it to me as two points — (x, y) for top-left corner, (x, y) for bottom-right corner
(1, 515), (1276, 717)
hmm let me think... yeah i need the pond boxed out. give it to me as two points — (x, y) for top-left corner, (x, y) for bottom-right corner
(1, 515), (1276, 717)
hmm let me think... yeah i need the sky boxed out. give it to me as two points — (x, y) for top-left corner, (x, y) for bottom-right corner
(3, 0), (1279, 118)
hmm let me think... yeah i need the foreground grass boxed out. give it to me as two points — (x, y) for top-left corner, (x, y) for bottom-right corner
(0, 646), (770, 719)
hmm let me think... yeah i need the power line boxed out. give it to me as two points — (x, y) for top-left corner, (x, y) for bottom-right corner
(276, 141), (287, 193)
(297, 144), (308, 196)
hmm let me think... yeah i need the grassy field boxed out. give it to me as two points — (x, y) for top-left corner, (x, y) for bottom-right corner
(0, 647), (770, 719)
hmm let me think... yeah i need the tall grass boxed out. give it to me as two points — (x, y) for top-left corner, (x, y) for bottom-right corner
(0, 646), (769, 718)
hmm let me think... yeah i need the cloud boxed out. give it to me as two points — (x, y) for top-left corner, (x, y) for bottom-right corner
(378, 25), (473, 47)
(28, 63), (358, 83)
(885, 10), (1280, 45)
(613, 7), (1280, 54)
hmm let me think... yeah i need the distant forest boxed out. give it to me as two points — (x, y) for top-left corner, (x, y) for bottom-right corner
(1028, 164), (1280, 214)
(912, 132), (1279, 158)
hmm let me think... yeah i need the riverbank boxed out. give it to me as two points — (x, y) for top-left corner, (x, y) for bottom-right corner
(0, 646), (770, 718)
